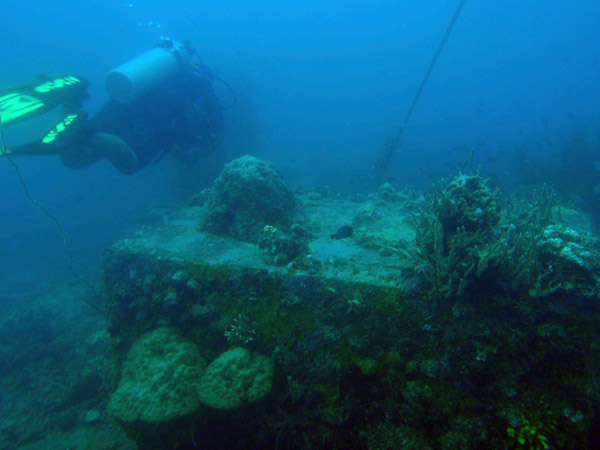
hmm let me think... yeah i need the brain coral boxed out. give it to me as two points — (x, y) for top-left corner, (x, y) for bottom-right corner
(196, 347), (274, 410)
(202, 155), (301, 242)
(107, 327), (206, 423)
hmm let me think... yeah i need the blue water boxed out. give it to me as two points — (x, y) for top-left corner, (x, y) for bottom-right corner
(1, 0), (599, 282)
(0, 2), (599, 446)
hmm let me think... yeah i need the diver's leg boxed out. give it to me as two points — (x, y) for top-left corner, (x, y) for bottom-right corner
(5, 127), (139, 174)
(87, 132), (139, 174)
(61, 132), (139, 174)
(3, 112), (90, 157)
(59, 142), (103, 168)
(4, 139), (61, 156)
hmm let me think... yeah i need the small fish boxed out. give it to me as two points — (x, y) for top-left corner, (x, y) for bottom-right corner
(330, 225), (353, 240)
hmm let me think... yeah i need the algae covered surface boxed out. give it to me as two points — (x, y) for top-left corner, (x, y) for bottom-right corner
(102, 157), (600, 449)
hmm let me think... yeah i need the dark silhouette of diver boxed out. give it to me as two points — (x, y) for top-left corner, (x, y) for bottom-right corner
(0, 39), (224, 174)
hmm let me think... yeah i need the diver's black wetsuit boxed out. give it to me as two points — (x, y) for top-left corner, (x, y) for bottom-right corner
(4, 66), (224, 174)
(91, 68), (224, 170)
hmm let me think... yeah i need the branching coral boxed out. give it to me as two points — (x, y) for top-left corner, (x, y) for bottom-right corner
(409, 174), (598, 302)
(410, 173), (503, 299)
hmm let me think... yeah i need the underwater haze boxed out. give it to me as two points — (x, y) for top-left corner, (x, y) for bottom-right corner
(1, 0), (600, 448)
(0, 0), (599, 282)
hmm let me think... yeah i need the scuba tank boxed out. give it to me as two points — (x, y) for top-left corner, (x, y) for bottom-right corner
(105, 39), (192, 104)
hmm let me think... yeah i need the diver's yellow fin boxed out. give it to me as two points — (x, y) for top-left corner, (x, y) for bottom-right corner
(0, 75), (88, 128)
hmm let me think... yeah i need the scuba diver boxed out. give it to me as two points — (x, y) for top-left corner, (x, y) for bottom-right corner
(0, 39), (224, 174)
